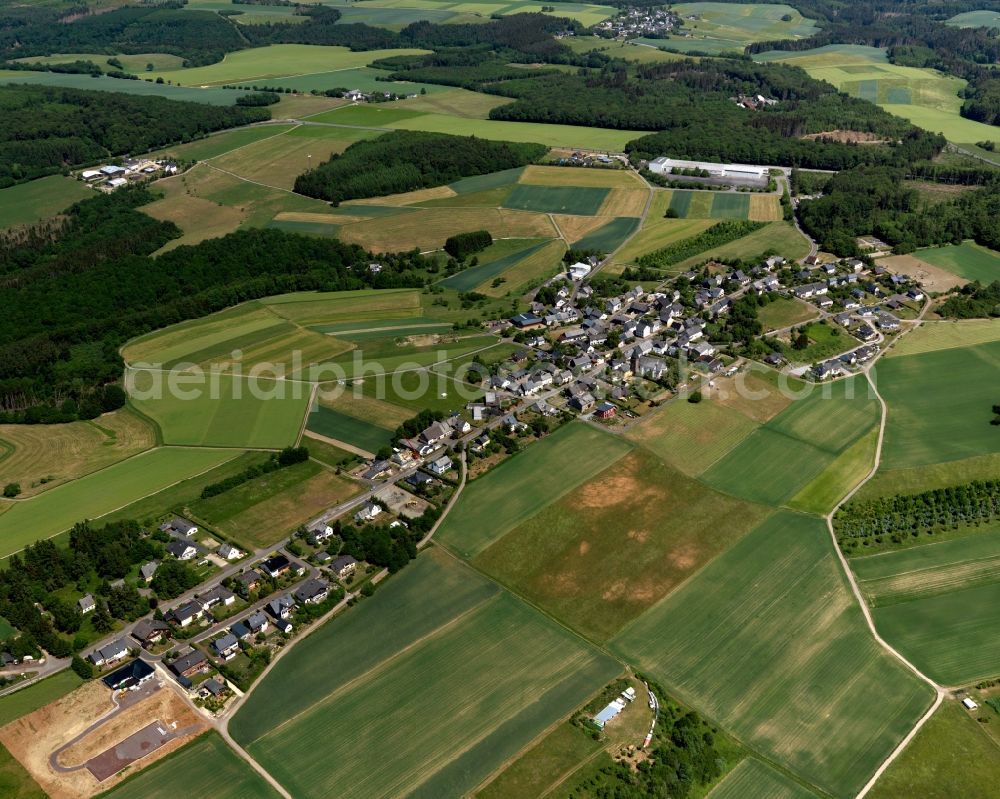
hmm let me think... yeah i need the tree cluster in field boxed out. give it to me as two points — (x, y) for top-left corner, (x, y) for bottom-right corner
(444, 230), (492, 260)
(636, 221), (766, 269)
(393, 408), (447, 443)
(0, 519), (171, 656)
(939, 281), (1000, 319)
(378, 56), (944, 171)
(324, 505), (441, 574)
(235, 91), (281, 107)
(569, 675), (736, 799)
(293, 131), (547, 204)
(0, 188), (432, 420)
(0, 85), (270, 186)
(200, 447), (309, 499)
(835, 480), (1000, 544)
(796, 166), (1000, 256)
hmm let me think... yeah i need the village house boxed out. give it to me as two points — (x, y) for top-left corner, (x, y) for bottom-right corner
(160, 517), (198, 537)
(267, 594), (295, 620)
(261, 554), (293, 579)
(427, 455), (454, 476)
(354, 502), (383, 524)
(140, 561), (159, 583)
(132, 618), (171, 650)
(211, 633), (240, 661)
(89, 639), (130, 668)
(198, 585), (236, 612)
(170, 649), (208, 679)
(294, 577), (330, 606)
(78, 594), (96, 614)
(166, 539), (197, 561)
(104, 659), (155, 692)
(235, 570), (262, 595)
(330, 555), (358, 580)
(247, 611), (269, 635)
(167, 601), (205, 628)
(218, 543), (243, 561)
(308, 523), (335, 545)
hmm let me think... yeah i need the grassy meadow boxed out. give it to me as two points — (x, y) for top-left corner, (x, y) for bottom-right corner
(911, 242), (1000, 284)
(0, 408), (156, 497)
(231, 550), (620, 799)
(708, 758), (819, 799)
(659, 2), (818, 53)
(436, 423), (633, 558)
(612, 511), (935, 798)
(0, 447), (240, 557)
(0, 671), (83, 727)
(0, 176), (93, 230)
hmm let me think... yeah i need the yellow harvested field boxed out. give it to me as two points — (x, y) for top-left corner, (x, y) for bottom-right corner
(877, 254), (967, 294)
(552, 214), (612, 242)
(337, 208), (556, 252)
(351, 185), (457, 206)
(272, 211), (348, 224)
(887, 319), (1000, 357)
(613, 217), (716, 265)
(597, 188), (649, 217)
(748, 194), (783, 221)
(519, 165), (643, 188)
(483, 239), (566, 297)
(0, 409), (156, 497)
(710, 367), (796, 423)
(142, 191), (246, 251)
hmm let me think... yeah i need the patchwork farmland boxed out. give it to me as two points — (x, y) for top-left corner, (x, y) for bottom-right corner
(230, 550), (620, 799)
(612, 511), (935, 798)
(853, 528), (1000, 685)
(436, 422), (633, 558)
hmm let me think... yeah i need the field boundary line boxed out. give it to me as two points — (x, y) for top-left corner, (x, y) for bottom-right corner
(242, 591), (501, 748)
(825, 319), (948, 796)
(302, 430), (375, 459)
(203, 162), (299, 195)
(295, 382), (318, 447)
(202, 123), (301, 163)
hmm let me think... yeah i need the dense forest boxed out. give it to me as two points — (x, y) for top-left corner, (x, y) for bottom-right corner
(294, 131), (547, 203)
(0, 4), (245, 66)
(796, 166), (1000, 255)
(384, 55), (944, 170)
(0, 188), (432, 420)
(0, 84), (269, 186)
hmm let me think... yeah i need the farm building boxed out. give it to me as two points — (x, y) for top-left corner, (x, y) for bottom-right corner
(593, 699), (626, 728)
(962, 697), (978, 710)
(647, 156), (767, 183)
(568, 262), (592, 281)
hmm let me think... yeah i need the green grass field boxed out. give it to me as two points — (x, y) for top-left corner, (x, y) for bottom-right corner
(659, 2), (818, 53)
(97, 732), (280, 799)
(757, 297), (819, 332)
(147, 44), (431, 85)
(188, 459), (360, 548)
(911, 242), (1000, 284)
(0, 742), (44, 799)
(148, 125), (297, 162)
(708, 758), (819, 799)
(473, 447), (771, 641)
(852, 527), (1000, 684)
(787, 427), (879, 515)
(0, 70), (243, 103)
(439, 240), (551, 292)
(669, 221), (810, 271)
(0, 447), (239, 557)
(436, 423), (633, 558)
(129, 373), (311, 449)
(755, 45), (1000, 147)
(570, 216), (640, 252)
(503, 185), (610, 215)
(612, 511), (935, 798)
(876, 338), (1000, 469)
(231, 549), (620, 799)
(305, 405), (394, 453)
(868, 700), (1000, 799)
(0, 671), (83, 727)
(887, 319), (1000, 358)
(703, 377), (879, 507)
(858, 452), (1000, 502)
(0, 176), (93, 230)
(946, 9), (1000, 27)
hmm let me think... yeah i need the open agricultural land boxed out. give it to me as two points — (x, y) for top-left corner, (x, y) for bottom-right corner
(654, 2), (818, 55)
(0, 448), (240, 557)
(0, 176), (92, 230)
(852, 528), (1000, 685)
(96, 732), (280, 799)
(707, 758), (820, 799)
(754, 44), (1000, 148)
(230, 549), (621, 799)
(436, 422), (633, 558)
(875, 337), (1000, 470)
(0, 408), (155, 497)
(906, 242), (1000, 284)
(612, 511), (935, 798)
(473, 446), (772, 641)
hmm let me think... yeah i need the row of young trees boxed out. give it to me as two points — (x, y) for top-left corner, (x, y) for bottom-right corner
(636, 221), (766, 269)
(835, 480), (1000, 540)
